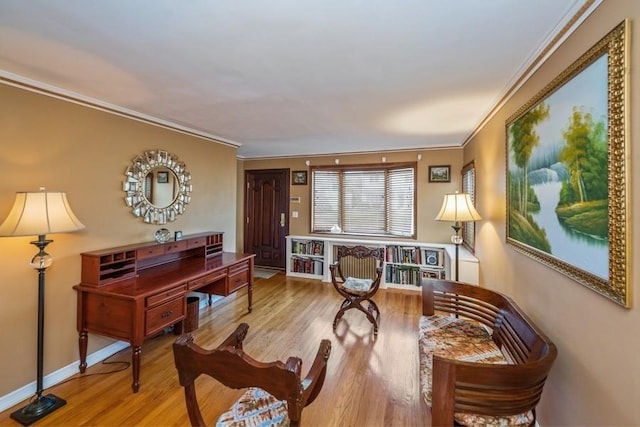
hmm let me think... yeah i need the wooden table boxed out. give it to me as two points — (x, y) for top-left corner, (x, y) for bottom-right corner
(74, 233), (254, 392)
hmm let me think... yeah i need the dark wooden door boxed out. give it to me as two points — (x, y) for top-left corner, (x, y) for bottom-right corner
(244, 169), (289, 268)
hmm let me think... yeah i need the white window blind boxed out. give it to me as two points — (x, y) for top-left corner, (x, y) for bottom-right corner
(312, 170), (340, 232)
(343, 170), (385, 233)
(387, 167), (415, 236)
(312, 164), (415, 237)
(462, 162), (476, 251)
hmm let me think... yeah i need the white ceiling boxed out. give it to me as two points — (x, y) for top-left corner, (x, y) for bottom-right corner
(0, 0), (589, 159)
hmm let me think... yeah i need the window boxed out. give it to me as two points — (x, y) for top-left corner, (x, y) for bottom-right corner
(312, 163), (416, 238)
(461, 161), (477, 251)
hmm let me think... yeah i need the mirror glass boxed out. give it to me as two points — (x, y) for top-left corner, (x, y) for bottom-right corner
(143, 167), (178, 208)
(123, 149), (192, 224)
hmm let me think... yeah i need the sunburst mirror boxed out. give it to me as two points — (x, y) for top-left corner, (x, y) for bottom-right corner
(123, 149), (192, 224)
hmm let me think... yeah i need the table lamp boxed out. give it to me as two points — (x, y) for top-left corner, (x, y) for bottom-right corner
(0, 188), (84, 425)
(435, 192), (481, 281)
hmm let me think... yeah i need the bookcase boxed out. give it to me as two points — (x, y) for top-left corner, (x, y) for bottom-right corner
(285, 235), (478, 289)
(384, 245), (446, 287)
(286, 237), (326, 278)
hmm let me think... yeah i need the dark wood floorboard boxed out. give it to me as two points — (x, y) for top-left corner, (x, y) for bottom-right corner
(0, 273), (431, 426)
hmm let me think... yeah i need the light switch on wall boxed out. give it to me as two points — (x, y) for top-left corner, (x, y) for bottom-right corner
(292, 211), (299, 218)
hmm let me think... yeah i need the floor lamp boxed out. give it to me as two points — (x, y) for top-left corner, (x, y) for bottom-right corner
(435, 192), (481, 281)
(0, 188), (84, 426)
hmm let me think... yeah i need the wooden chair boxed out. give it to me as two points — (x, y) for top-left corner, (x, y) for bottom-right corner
(329, 245), (385, 335)
(172, 323), (331, 427)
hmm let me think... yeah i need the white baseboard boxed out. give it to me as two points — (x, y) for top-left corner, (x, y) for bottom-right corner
(0, 340), (129, 413)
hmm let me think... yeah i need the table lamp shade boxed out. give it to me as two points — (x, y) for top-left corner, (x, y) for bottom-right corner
(0, 190), (85, 237)
(435, 192), (481, 223)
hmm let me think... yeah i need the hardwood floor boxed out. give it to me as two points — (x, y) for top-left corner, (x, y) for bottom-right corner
(0, 274), (430, 426)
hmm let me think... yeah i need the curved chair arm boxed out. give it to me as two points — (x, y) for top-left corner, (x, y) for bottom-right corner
(300, 339), (332, 406)
(217, 322), (249, 350)
(329, 262), (345, 283)
(368, 266), (384, 295)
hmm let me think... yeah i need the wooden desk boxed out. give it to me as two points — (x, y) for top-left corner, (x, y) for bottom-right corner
(73, 232), (254, 392)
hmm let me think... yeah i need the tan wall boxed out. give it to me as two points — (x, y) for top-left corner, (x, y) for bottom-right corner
(465, 1), (639, 424)
(241, 149), (464, 247)
(0, 84), (237, 395)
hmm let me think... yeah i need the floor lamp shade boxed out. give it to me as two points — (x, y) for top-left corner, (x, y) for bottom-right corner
(0, 190), (85, 237)
(435, 192), (482, 223)
(0, 189), (84, 426)
(435, 192), (481, 282)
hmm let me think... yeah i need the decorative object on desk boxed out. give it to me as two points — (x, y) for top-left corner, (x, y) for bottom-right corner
(428, 165), (450, 183)
(292, 170), (307, 185)
(123, 149), (192, 225)
(0, 188), (84, 426)
(155, 228), (171, 243)
(174, 230), (183, 241)
(435, 192), (481, 281)
(506, 21), (629, 307)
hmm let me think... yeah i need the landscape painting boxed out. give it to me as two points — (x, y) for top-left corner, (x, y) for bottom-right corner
(506, 21), (628, 306)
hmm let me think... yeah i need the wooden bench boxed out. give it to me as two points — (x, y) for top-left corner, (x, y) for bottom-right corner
(419, 279), (557, 427)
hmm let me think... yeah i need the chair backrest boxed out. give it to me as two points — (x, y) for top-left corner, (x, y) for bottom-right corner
(333, 245), (384, 281)
(173, 323), (331, 427)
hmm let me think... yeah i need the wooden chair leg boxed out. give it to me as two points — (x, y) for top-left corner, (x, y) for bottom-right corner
(368, 300), (380, 335)
(338, 298), (379, 335)
(333, 298), (354, 329)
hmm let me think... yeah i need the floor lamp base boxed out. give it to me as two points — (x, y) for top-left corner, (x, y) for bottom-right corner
(10, 394), (66, 426)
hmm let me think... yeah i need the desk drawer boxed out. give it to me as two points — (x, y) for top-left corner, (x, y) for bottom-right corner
(83, 293), (134, 340)
(165, 240), (188, 253)
(187, 237), (206, 249)
(137, 245), (164, 260)
(146, 285), (187, 308)
(145, 298), (184, 336)
(228, 268), (249, 293)
(189, 270), (227, 290)
(228, 260), (250, 275)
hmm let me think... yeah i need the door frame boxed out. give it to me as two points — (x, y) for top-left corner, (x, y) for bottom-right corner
(243, 168), (290, 268)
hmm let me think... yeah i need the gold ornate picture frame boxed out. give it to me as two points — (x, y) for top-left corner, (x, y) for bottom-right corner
(506, 20), (629, 307)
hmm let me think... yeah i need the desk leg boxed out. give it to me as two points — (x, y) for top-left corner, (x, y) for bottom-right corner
(78, 330), (88, 373)
(132, 345), (141, 393)
(248, 282), (253, 313)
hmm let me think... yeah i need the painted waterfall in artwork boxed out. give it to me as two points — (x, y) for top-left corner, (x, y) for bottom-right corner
(507, 54), (608, 280)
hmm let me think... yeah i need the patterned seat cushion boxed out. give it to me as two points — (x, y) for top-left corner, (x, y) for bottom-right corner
(216, 387), (290, 427)
(418, 315), (534, 427)
(341, 277), (373, 295)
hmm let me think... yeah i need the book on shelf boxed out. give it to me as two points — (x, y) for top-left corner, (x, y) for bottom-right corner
(385, 264), (421, 286)
(420, 268), (446, 280)
(385, 245), (444, 268)
(290, 255), (324, 275)
(291, 239), (324, 256)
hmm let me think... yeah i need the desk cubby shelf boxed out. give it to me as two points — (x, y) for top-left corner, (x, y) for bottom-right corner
(81, 232), (225, 286)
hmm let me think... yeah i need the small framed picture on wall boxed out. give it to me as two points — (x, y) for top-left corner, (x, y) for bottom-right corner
(292, 171), (308, 185)
(157, 171), (169, 183)
(429, 165), (451, 183)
